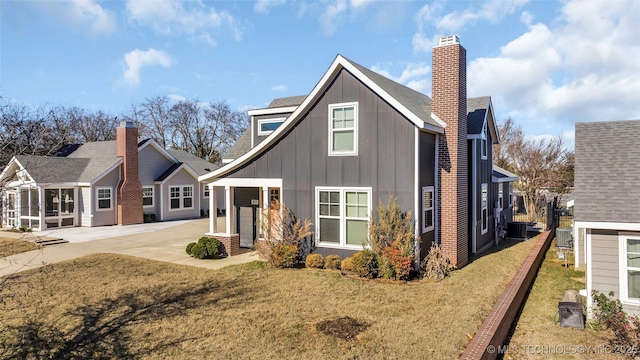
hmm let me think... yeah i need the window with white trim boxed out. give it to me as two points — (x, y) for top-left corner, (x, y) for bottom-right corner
(481, 183), (488, 234)
(622, 234), (640, 304)
(142, 187), (153, 206)
(329, 102), (358, 155)
(257, 118), (284, 136)
(481, 123), (488, 160)
(498, 186), (503, 210)
(203, 185), (210, 198)
(169, 186), (194, 210)
(317, 187), (370, 247)
(422, 186), (434, 233)
(97, 187), (112, 211)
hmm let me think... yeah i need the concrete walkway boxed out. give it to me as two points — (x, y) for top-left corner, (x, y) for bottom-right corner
(0, 219), (261, 277)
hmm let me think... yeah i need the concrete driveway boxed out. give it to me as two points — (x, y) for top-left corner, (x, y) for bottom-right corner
(0, 219), (260, 277)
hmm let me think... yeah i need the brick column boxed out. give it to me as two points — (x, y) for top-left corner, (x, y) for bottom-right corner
(214, 234), (241, 257)
(432, 35), (469, 267)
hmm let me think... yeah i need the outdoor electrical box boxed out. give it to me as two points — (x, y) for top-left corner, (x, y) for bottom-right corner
(558, 290), (585, 330)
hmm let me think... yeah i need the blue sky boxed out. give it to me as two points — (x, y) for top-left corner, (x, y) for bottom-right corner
(2, 0), (640, 149)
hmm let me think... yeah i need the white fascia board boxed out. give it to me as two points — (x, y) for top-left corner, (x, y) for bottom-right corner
(487, 98), (500, 144)
(492, 176), (519, 183)
(574, 221), (640, 232)
(247, 106), (298, 116)
(89, 159), (123, 186)
(209, 177), (282, 188)
(160, 163), (200, 184)
(199, 55), (445, 182)
(429, 112), (447, 129)
(0, 156), (20, 182)
(139, 139), (179, 164)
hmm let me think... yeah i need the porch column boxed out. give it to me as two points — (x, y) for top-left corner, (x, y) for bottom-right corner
(38, 187), (44, 230)
(209, 184), (217, 234)
(225, 186), (234, 235)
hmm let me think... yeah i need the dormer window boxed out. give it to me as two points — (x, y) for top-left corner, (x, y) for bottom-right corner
(329, 102), (358, 156)
(481, 123), (488, 160)
(257, 118), (285, 136)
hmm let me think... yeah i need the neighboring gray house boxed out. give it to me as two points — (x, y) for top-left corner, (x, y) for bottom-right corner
(199, 36), (516, 266)
(574, 119), (640, 315)
(0, 122), (218, 230)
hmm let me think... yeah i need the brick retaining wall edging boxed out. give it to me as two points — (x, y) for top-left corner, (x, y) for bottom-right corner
(460, 229), (555, 360)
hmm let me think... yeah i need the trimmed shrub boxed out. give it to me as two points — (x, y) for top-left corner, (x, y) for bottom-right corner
(421, 243), (455, 281)
(188, 237), (222, 259)
(351, 249), (379, 278)
(198, 236), (221, 257)
(325, 254), (342, 270)
(305, 254), (325, 269)
(190, 243), (207, 259)
(379, 247), (413, 280)
(185, 242), (197, 255)
(341, 256), (354, 273)
(270, 243), (298, 268)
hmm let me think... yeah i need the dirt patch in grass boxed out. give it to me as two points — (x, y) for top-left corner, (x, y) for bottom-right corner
(0, 237), (40, 257)
(316, 316), (370, 341)
(506, 241), (625, 359)
(0, 236), (539, 359)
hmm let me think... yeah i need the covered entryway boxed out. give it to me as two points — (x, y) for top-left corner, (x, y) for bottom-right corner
(204, 178), (283, 256)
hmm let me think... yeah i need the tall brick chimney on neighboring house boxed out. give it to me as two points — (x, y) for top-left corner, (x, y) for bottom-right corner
(432, 35), (469, 267)
(116, 121), (143, 225)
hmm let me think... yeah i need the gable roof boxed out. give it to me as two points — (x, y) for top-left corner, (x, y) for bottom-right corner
(492, 164), (518, 183)
(201, 54), (447, 182)
(465, 96), (500, 144)
(8, 155), (91, 184)
(222, 129), (252, 161)
(167, 149), (219, 176)
(267, 95), (306, 108)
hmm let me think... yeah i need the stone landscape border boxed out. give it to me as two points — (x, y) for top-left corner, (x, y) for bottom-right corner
(460, 229), (554, 359)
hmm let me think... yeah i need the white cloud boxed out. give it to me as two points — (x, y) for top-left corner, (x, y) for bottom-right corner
(121, 49), (175, 86)
(167, 94), (187, 103)
(271, 85), (288, 92)
(412, 0), (527, 52)
(350, 0), (376, 9)
(33, 0), (116, 34)
(468, 0), (640, 129)
(125, 0), (242, 43)
(254, 0), (287, 14)
(320, 0), (348, 36)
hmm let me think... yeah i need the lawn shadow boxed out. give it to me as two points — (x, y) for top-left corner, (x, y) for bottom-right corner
(467, 234), (539, 265)
(0, 277), (259, 359)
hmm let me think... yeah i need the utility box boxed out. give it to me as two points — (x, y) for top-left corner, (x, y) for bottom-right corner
(556, 228), (573, 249)
(559, 290), (584, 330)
(507, 222), (527, 239)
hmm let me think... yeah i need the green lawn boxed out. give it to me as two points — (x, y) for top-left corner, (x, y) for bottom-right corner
(1, 237), (538, 359)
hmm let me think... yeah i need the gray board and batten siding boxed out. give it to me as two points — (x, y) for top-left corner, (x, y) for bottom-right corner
(226, 68), (437, 259)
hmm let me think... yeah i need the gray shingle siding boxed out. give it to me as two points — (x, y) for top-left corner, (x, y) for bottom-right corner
(575, 120), (640, 223)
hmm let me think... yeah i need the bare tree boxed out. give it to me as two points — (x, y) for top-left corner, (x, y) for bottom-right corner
(494, 118), (574, 221)
(138, 96), (173, 148)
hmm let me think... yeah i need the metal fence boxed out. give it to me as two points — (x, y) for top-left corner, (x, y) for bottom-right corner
(512, 198), (572, 231)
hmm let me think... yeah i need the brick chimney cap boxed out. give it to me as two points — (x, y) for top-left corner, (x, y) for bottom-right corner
(119, 121), (136, 128)
(436, 35), (460, 47)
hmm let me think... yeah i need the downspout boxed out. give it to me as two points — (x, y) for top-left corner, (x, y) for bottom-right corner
(471, 139), (477, 253)
(414, 127), (420, 268)
(434, 133), (439, 245)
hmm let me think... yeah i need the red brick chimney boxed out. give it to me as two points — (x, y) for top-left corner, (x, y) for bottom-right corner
(433, 35), (469, 267)
(116, 121), (143, 225)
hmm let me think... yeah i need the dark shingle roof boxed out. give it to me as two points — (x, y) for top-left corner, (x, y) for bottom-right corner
(492, 164), (518, 181)
(575, 119), (640, 223)
(14, 155), (90, 183)
(467, 96), (491, 135)
(343, 57), (440, 128)
(222, 129), (252, 160)
(155, 163), (182, 182)
(267, 95), (307, 108)
(64, 141), (120, 182)
(167, 149), (219, 176)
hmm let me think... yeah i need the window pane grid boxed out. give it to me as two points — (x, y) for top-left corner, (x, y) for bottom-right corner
(318, 188), (369, 247)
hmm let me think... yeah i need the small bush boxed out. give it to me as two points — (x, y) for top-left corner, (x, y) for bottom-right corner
(421, 243), (455, 281)
(592, 291), (640, 358)
(305, 254), (325, 268)
(188, 237), (221, 259)
(325, 254), (342, 270)
(271, 243), (298, 268)
(379, 247), (413, 281)
(185, 242), (196, 255)
(190, 243), (207, 259)
(351, 249), (379, 278)
(341, 257), (354, 272)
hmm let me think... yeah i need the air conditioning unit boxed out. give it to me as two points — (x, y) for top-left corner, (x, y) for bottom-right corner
(556, 228), (573, 248)
(507, 222), (527, 239)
